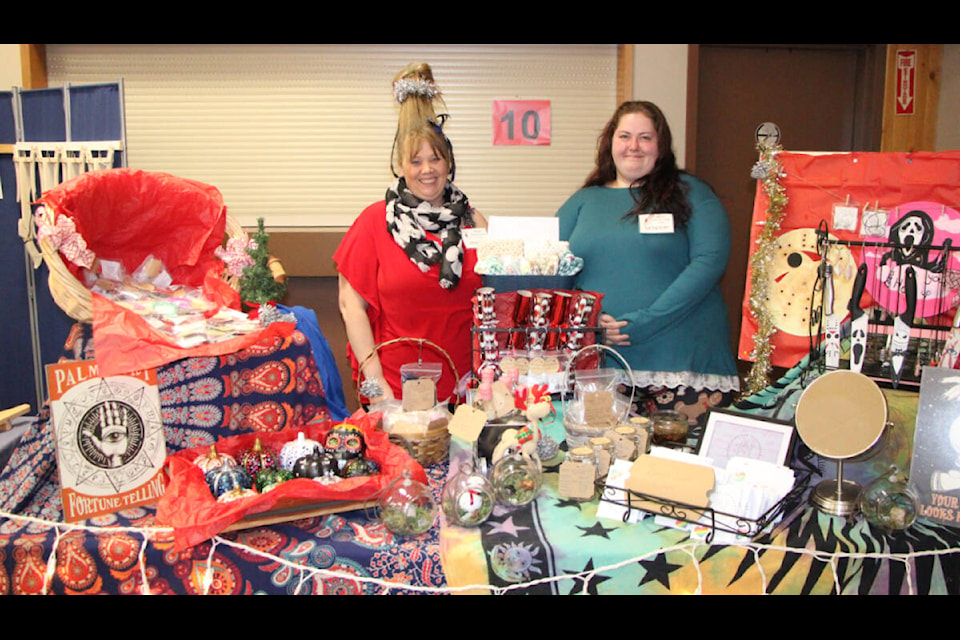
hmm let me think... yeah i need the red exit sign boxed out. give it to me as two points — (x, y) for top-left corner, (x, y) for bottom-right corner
(896, 49), (917, 115)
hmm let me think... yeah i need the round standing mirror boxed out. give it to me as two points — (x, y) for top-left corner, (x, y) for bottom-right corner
(794, 370), (888, 516)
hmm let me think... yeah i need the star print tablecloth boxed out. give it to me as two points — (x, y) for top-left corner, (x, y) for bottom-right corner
(439, 376), (960, 595)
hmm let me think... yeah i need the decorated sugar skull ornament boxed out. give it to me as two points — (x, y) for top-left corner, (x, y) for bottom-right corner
(324, 423), (368, 472)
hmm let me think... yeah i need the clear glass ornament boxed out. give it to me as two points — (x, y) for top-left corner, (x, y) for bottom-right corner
(441, 459), (495, 527)
(858, 465), (918, 533)
(378, 469), (438, 537)
(490, 451), (542, 507)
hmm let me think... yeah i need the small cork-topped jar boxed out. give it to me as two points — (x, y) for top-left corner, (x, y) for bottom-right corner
(629, 416), (654, 453)
(612, 425), (641, 461)
(559, 446), (600, 502)
(567, 446), (598, 467)
(589, 436), (617, 477)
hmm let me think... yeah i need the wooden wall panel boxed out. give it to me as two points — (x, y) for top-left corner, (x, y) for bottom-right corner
(881, 44), (942, 152)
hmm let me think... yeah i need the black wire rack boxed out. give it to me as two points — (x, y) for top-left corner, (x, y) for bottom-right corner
(594, 467), (812, 543)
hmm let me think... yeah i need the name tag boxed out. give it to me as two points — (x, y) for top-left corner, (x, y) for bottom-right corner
(639, 213), (674, 234)
(462, 227), (486, 249)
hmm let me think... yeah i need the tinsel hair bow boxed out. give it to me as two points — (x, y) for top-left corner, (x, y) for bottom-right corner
(393, 78), (439, 103)
(215, 236), (258, 278)
(35, 207), (96, 269)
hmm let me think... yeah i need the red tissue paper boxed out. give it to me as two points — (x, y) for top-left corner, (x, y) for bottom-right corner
(35, 168), (285, 376)
(156, 410), (427, 551)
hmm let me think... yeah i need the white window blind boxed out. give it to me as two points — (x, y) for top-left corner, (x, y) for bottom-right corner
(45, 44), (618, 228)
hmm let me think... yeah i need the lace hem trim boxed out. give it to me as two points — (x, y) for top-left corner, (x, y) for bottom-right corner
(626, 370), (741, 393)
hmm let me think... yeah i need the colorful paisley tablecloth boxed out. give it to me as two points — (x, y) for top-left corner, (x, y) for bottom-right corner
(0, 322), (448, 595)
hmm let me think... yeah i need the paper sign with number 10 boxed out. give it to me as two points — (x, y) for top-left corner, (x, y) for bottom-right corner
(492, 100), (551, 146)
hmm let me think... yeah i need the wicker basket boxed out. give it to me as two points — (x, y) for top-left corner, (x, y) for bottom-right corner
(357, 337), (459, 466)
(34, 178), (247, 323)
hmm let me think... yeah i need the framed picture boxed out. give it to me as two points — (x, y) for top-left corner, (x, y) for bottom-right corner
(696, 409), (795, 469)
(910, 366), (960, 529)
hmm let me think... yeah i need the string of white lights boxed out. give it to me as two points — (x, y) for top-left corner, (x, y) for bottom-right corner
(2, 507), (957, 595)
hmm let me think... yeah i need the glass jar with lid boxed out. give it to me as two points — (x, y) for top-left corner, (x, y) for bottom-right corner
(612, 425), (642, 461)
(651, 410), (689, 447)
(628, 416), (653, 453)
(560, 446), (599, 502)
(589, 436), (617, 477)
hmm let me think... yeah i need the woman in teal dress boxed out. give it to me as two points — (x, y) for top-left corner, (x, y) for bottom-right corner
(556, 101), (739, 429)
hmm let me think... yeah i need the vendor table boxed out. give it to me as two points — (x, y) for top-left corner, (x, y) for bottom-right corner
(441, 411), (960, 595)
(2, 356), (960, 595)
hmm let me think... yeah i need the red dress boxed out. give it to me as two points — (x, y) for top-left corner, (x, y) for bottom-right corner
(334, 200), (482, 402)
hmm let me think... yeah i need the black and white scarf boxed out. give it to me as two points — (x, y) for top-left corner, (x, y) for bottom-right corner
(385, 177), (471, 290)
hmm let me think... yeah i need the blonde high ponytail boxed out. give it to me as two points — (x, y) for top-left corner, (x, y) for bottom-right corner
(391, 63), (454, 178)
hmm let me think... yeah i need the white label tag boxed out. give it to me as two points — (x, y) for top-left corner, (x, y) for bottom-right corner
(639, 213), (674, 234)
(461, 227), (486, 249)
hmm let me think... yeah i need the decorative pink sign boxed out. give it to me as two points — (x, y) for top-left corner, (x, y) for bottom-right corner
(862, 201), (960, 318)
(492, 100), (551, 146)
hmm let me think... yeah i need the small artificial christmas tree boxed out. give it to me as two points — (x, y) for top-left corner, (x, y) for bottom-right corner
(239, 218), (286, 308)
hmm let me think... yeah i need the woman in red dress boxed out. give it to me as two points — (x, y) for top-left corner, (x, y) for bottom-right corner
(335, 63), (485, 406)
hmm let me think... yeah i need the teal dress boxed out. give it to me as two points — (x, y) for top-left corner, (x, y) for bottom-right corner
(556, 174), (738, 395)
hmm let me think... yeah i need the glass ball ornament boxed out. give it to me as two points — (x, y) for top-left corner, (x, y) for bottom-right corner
(292, 446), (338, 481)
(378, 469), (438, 536)
(194, 445), (236, 474)
(238, 438), (279, 477)
(279, 432), (321, 472)
(490, 452), (542, 508)
(442, 461), (495, 527)
(205, 457), (254, 499)
(859, 466), (918, 533)
(255, 466), (293, 492)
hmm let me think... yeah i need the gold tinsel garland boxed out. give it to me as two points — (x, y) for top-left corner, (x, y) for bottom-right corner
(741, 143), (789, 399)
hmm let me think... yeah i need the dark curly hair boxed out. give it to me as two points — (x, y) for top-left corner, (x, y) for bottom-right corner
(583, 101), (691, 227)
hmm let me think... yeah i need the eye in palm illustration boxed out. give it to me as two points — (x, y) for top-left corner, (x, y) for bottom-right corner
(79, 400), (144, 469)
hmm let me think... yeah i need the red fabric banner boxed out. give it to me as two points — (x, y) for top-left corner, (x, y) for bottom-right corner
(739, 151), (960, 368)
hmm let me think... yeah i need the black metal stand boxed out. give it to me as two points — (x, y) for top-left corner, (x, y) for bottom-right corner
(595, 468), (812, 543)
